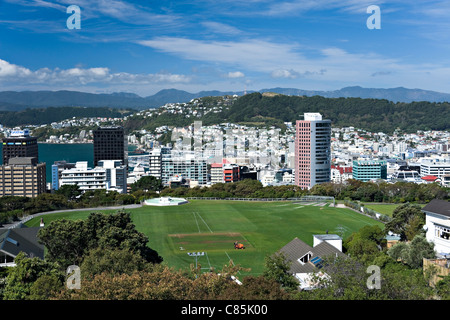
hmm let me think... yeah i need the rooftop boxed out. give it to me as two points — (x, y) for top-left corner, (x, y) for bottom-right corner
(422, 199), (450, 218)
(279, 237), (346, 275)
(313, 234), (342, 241)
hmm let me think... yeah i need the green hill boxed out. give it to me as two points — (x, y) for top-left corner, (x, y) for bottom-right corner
(221, 93), (450, 133)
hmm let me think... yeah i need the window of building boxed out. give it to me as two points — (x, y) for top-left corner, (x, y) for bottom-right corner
(298, 251), (313, 265)
(435, 224), (450, 241)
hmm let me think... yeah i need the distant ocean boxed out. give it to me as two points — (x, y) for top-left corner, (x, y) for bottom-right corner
(0, 143), (139, 183)
(0, 143), (94, 183)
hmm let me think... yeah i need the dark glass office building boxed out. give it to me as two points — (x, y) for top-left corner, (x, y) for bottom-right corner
(93, 126), (127, 167)
(2, 129), (38, 165)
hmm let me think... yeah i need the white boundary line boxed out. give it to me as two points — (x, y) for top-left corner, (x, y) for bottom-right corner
(205, 252), (212, 269)
(196, 211), (213, 233)
(192, 212), (201, 233)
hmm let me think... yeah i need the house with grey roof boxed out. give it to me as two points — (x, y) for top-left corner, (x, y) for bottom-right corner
(423, 199), (450, 257)
(0, 225), (44, 267)
(278, 234), (346, 290)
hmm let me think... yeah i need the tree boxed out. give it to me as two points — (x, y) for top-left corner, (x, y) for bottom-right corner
(220, 275), (290, 300)
(294, 256), (377, 300)
(28, 274), (64, 300)
(385, 203), (425, 241)
(435, 275), (450, 300)
(28, 193), (72, 214)
(387, 234), (435, 268)
(37, 218), (86, 267)
(80, 247), (150, 280)
(55, 184), (82, 201)
(344, 225), (386, 264)
(379, 260), (434, 299)
(130, 176), (163, 193)
(38, 210), (163, 269)
(2, 252), (63, 300)
(262, 252), (298, 291)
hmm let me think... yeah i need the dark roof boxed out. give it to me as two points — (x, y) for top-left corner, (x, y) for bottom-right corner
(0, 227), (44, 259)
(279, 237), (346, 274)
(422, 199), (450, 218)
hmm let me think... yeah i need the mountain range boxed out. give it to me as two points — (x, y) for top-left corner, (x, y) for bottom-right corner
(1, 86), (450, 111)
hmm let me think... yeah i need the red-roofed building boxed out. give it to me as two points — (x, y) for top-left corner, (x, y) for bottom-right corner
(331, 165), (353, 183)
(421, 175), (440, 183)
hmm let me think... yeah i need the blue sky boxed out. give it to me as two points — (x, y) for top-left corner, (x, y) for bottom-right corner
(1, 0), (450, 96)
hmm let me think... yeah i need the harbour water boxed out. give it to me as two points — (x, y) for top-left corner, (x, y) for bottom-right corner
(0, 143), (94, 183)
(0, 143), (139, 183)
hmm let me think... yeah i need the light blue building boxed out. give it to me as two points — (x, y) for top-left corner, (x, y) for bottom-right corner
(352, 160), (387, 182)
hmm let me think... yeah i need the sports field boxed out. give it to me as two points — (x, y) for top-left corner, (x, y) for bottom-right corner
(26, 200), (384, 278)
(362, 203), (426, 217)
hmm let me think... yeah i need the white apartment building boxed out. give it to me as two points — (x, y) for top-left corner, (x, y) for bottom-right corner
(61, 161), (106, 191)
(420, 158), (450, 179)
(211, 163), (224, 184)
(100, 160), (127, 193)
(60, 160), (127, 193)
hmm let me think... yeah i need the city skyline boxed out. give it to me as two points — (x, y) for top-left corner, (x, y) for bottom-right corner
(2, 1), (450, 96)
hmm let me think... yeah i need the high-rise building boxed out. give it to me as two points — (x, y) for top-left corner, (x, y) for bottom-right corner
(161, 151), (208, 186)
(352, 160), (387, 181)
(93, 126), (127, 167)
(295, 113), (331, 189)
(0, 157), (46, 197)
(2, 129), (38, 165)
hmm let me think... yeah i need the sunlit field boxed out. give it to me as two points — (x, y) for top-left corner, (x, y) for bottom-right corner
(27, 200), (384, 278)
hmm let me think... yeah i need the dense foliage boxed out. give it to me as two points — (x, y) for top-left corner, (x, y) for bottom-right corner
(222, 93), (450, 133)
(125, 93), (450, 134)
(160, 178), (449, 203)
(0, 106), (132, 127)
(37, 210), (163, 266)
(1, 208), (448, 300)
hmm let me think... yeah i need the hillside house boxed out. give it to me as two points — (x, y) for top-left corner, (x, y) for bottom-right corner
(278, 234), (346, 290)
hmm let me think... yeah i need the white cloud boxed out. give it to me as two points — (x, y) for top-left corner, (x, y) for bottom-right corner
(227, 71), (245, 78)
(201, 21), (244, 35)
(0, 59), (32, 77)
(0, 59), (192, 87)
(137, 37), (308, 73)
(271, 69), (299, 79)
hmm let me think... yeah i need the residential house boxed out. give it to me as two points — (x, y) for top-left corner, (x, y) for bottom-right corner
(0, 225), (45, 267)
(423, 199), (450, 257)
(278, 234), (346, 290)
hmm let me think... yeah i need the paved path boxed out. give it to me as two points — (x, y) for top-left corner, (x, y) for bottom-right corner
(1, 203), (143, 229)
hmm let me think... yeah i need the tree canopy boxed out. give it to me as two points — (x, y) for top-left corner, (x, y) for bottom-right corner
(37, 210), (163, 267)
(385, 203), (426, 241)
